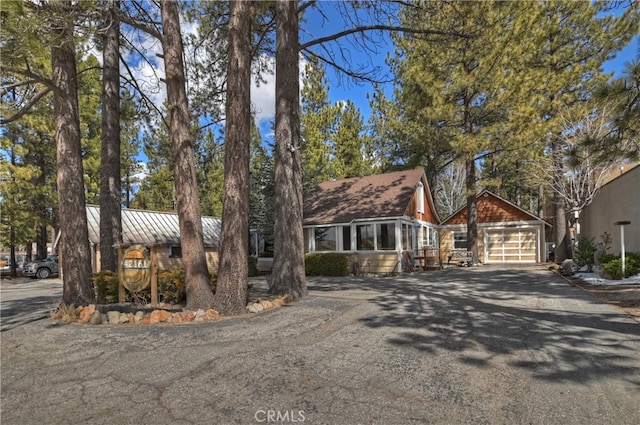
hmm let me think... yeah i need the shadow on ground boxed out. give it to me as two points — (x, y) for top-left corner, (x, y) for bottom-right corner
(309, 267), (640, 386)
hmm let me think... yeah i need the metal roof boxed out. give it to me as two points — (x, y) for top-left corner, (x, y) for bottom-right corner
(86, 205), (221, 248)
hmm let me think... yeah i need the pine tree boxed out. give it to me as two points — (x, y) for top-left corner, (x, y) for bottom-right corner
(526, 1), (638, 261)
(271, 0), (307, 298)
(99, 0), (122, 272)
(300, 55), (337, 189)
(392, 1), (540, 263)
(213, 0), (253, 315)
(333, 100), (371, 179)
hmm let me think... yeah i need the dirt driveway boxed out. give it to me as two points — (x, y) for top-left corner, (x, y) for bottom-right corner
(2, 266), (639, 424)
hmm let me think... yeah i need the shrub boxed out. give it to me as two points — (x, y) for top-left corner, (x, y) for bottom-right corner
(157, 267), (186, 304)
(600, 253), (640, 280)
(305, 253), (349, 276)
(574, 235), (597, 272)
(92, 271), (120, 304)
(598, 254), (618, 265)
(92, 270), (151, 304)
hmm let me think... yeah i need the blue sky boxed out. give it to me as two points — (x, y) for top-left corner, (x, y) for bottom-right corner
(253, 2), (639, 147)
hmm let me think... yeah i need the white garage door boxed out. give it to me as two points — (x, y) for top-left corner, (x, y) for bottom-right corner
(485, 229), (537, 263)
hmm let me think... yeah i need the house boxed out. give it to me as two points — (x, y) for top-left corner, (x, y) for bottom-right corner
(303, 168), (440, 274)
(439, 190), (550, 264)
(579, 164), (639, 254)
(85, 205), (221, 273)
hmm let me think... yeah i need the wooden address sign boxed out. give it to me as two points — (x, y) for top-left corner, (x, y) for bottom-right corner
(121, 245), (151, 292)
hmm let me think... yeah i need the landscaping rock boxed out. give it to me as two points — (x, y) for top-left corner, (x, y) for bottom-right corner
(79, 305), (96, 323)
(204, 309), (220, 320)
(134, 311), (145, 324)
(89, 311), (102, 325)
(149, 309), (171, 324)
(247, 303), (264, 314)
(260, 300), (273, 310)
(107, 311), (121, 324)
(194, 309), (207, 321)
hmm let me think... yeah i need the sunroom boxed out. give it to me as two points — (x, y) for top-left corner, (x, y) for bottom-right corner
(305, 219), (438, 274)
(303, 168), (441, 274)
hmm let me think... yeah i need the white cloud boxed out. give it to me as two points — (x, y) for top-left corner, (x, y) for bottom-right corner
(250, 54), (309, 125)
(251, 58), (276, 124)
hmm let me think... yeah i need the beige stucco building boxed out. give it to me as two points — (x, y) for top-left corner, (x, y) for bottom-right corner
(580, 164), (639, 254)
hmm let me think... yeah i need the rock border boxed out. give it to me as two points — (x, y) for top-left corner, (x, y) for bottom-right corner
(51, 294), (294, 325)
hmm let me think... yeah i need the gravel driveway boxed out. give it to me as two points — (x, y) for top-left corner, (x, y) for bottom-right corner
(1, 266), (639, 424)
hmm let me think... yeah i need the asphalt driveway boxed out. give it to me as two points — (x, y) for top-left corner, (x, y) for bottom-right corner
(1, 266), (639, 424)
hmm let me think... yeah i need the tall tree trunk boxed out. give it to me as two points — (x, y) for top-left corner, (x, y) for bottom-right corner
(52, 22), (94, 306)
(463, 89), (479, 265)
(551, 136), (568, 262)
(99, 0), (122, 272)
(213, 0), (252, 315)
(465, 156), (479, 264)
(270, 0), (307, 298)
(160, 0), (214, 310)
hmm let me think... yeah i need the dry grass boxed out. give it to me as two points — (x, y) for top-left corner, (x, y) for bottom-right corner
(50, 304), (82, 323)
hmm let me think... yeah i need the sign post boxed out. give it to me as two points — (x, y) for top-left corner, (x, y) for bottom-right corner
(614, 221), (631, 278)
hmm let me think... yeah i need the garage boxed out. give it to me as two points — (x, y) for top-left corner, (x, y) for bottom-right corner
(439, 190), (550, 264)
(485, 228), (538, 263)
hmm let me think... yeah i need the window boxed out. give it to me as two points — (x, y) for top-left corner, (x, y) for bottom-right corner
(315, 227), (336, 251)
(376, 223), (396, 250)
(356, 224), (375, 250)
(423, 226), (436, 247)
(342, 226), (351, 251)
(402, 224), (413, 251)
(453, 232), (467, 250)
(416, 182), (425, 213)
(169, 246), (182, 258)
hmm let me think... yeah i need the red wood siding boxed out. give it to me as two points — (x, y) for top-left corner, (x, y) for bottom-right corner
(445, 192), (534, 225)
(406, 187), (438, 223)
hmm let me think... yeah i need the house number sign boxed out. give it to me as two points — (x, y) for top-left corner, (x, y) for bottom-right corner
(121, 245), (151, 292)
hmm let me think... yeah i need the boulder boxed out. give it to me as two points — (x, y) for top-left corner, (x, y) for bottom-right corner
(89, 311), (102, 325)
(107, 311), (121, 324)
(134, 311), (145, 324)
(247, 303), (264, 314)
(204, 309), (220, 320)
(194, 309), (206, 321)
(149, 309), (171, 324)
(79, 305), (96, 323)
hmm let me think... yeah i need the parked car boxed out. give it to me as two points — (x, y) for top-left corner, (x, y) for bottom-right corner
(0, 262), (24, 277)
(24, 255), (59, 279)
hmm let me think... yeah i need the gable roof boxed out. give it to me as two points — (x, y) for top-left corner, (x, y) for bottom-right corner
(303, 168), (438, 226)
(85, 205), (221, 248)
(442, 190), (550, 226)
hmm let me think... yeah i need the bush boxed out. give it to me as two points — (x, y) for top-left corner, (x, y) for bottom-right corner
(93, 267), (219, 305)
(92, 271), (120, 304)
(600, 253), (640, 280)
(92, 270), (151, 304)
(157, 267), (218, 304)
(574, 235), (597, 272)
(305, 253), (349, 276)
(157, 267), (186, 304)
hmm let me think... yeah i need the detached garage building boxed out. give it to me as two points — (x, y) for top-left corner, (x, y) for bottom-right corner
(439, 191), (551, 264)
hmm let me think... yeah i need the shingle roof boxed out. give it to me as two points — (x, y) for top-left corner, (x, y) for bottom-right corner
(86, 205), (221, 248)
(303, 169), (427, 226)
